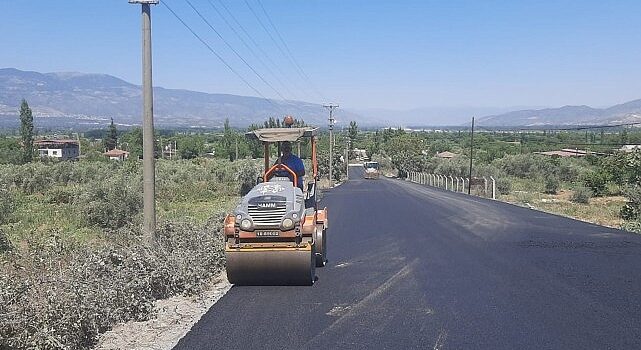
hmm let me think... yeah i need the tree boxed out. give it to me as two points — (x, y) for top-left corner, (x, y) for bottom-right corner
(178, 136), (204, 159)
(222, 118), (236, 161)
(621, 128), (629, 145)
(19, 99), (34, 163)
(104, 118), (118, 151)
(348, 121), (358, 149)
(120, 128), (143, 159)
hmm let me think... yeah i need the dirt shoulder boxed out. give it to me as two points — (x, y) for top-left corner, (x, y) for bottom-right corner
(94, 275), (231, 350)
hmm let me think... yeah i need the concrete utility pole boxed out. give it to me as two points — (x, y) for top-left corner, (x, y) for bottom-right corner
(130, 0), (159, 239)
(468, 116), (475, 195)
(346, 138), (350, 180)
(323, 104), (338, 187)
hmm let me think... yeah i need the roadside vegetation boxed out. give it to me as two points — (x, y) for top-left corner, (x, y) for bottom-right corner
(0, 113), (349, 349)
(0, 157), (262, 349)
(350, 126), (641, 232)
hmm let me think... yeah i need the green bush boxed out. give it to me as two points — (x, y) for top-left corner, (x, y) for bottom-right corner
(434, 157), (469, 177)
(235, 159), (262, 195)
(620, 221), (641, 234)
(45, 185), (79, 205)
(497, 177), (512, 195)
(0, 220), (225, 349)
(570, 187), (592, 204)
(0, 188), (15, 224)
(0, 229), (12, 253)
(620, 185), (641, 220)
(318, 149), (345, 182)
(494, 154), (555, 179)
(582, 170), (609, 197)
(78, 175), (142, 229)
(544, 176), (560, 194)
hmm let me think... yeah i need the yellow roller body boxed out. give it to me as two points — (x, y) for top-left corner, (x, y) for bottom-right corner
(225, 243), (315, 286)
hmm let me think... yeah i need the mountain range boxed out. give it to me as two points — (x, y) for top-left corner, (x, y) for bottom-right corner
(0, 68), (365, 129)
(2, 67), (641, 129)
(476, 100), (641, 127)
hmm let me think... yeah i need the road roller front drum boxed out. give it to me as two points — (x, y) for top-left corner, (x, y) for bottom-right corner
(225, 245), (315, 286)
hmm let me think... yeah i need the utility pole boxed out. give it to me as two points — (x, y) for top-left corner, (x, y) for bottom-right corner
(323, 104), (338, 187)
(346, 138), (350, 180)
(235, 137), (239, 160)
(468, 117), (475, 195)
(130, 0), (159, 240)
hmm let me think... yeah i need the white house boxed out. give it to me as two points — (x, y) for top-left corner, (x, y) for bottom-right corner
(35, 140), (79, 160)
(104, 149), (129, 161)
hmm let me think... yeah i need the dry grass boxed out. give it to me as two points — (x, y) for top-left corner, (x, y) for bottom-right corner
(501, 189), (626, 229)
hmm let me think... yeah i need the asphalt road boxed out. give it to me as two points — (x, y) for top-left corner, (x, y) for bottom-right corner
(175, 167), (641, 349)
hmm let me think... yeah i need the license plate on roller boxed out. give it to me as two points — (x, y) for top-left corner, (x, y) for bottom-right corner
(255, 230), (280, 237)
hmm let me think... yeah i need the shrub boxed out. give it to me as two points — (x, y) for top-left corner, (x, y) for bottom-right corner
(434, 157), (469, 177)
(0, 219), (226, 349)
(235, 159), (262, 195)
(620, 221), (641, 234)
(0, 229), (12, 253)
(318, 150), (344, 181)
(620, 185), (641, 220)
(496, 177), (512, 195)
(78, 175), (142, 229)
(0, 188), (15, 224)
(494, 154), (555, 179)
(570, 187), (592, 204)
(45, 185), (78, 205)
(582, 170), (609, 197)
(544, 176), (560, 194)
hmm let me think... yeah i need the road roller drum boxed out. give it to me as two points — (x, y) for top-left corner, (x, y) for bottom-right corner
(225, 244), (315, 285)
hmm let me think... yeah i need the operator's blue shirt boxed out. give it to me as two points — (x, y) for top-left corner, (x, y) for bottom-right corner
(280, 154), (305, 188)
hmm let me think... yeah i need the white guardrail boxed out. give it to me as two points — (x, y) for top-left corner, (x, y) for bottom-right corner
(407, 172), (496, 200)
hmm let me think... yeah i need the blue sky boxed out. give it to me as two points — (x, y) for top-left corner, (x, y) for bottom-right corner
(1, 0), (641, 112)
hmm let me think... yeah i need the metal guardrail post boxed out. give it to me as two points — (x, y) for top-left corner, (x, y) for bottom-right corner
(449, 176), (454, 191)
(483, 177), (488, 197)
(490, 176), (496, 199)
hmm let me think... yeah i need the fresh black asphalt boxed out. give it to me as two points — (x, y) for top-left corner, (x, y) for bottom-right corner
(174, 167), (641, 349)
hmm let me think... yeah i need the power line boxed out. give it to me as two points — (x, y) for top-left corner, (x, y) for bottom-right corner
(244, 0), (322, 102)
(205, 0), (300, 101)
(255, 0), (328, 101)
(184, 0), (291, 105)
(216, 0), (313, 102)
(162, 1), (281, 110)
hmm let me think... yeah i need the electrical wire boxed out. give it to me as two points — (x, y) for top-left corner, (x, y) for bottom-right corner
(255, 0), (328, 101)
(243, 0), (324, 102)
(184, 0), (292, 106)
(216, 0), (314, 102)
(162, 1), (282, 111)
(205, 0), (301, 101)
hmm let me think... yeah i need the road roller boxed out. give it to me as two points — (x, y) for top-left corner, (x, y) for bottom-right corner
(224, 120), (328, 285)
(363, 161), (380, 179)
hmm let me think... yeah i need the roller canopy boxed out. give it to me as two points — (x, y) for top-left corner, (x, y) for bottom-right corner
(246, 127), (319, 142)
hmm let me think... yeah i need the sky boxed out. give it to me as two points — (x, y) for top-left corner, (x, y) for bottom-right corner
(2, 0), (641, 114)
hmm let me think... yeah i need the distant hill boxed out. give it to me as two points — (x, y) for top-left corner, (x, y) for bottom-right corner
(477, 100), (641, 127)
(0, 68), (364, 129)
